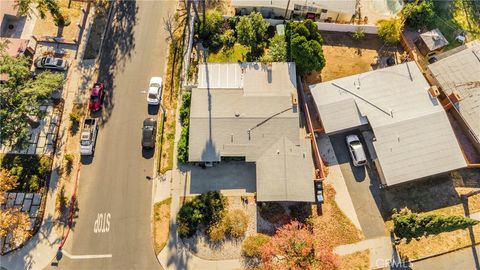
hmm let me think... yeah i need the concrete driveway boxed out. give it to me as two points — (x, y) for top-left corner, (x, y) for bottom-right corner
(183, 161), (256, 196)
(329, 131), (386, 239)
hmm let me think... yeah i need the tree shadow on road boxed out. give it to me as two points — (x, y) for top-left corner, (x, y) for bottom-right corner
(96, 0), (139, 128)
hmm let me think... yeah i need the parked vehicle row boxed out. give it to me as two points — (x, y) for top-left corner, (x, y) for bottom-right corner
(80, 76), (163, 156)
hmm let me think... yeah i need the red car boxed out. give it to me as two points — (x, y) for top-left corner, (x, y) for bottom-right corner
(89, 83), (105, 112)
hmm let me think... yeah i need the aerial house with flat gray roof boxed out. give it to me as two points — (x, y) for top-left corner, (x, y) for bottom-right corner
(188, 62), (315, 202)
(310, 61), (466, 186)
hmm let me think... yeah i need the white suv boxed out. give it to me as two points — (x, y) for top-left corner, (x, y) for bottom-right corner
(147, 77), (163, 105)
(346, 134), (367, 167)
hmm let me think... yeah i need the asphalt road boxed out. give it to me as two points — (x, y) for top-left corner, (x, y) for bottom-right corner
(50, 1), (176, 269)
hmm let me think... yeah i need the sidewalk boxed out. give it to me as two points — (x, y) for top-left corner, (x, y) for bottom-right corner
(335, 236), (393, 269)
(0, 9), (95, 270)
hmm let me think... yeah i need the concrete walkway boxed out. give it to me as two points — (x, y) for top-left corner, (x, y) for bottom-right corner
(317, 134), (362, 231)
(335, 236), (393, 269)
(0, 9), (95, 270)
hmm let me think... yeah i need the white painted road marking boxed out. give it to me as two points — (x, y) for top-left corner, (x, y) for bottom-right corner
(93, 213), (111, 233)
(62, 250), (112, 259)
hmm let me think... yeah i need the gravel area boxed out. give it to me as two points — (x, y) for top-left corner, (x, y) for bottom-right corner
(182, 196), (257, 260)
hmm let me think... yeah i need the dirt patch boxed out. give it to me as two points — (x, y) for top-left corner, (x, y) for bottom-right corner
(396, 224), (480, 260)
(33, 0), (84, 41)
(153, 198), (171, 254)
(381, 170), (480, 219)
(312, 184), (364, 247)
(83, 5), (109, 60)
(339, 250), (370, 270)
(305, 32), (403, 84)
(54, 103), (85, 237)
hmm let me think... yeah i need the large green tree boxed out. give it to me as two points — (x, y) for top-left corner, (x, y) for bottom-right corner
(236, 12), (269, 59)
(0, 44), (64, 146)
(286, 20), (325, 74)
(402, 0), (435, 28)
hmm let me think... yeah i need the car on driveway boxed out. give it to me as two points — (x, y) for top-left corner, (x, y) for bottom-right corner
(35, 56), (68, 71)
(89, 83), (105, 112)
(147, 77), (162, 105)
(346, 134), (367, 166)
(142, 118), (157, 149)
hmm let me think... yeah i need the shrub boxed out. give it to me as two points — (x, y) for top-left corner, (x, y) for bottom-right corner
(64, 153), (74, 164)
(69, 112), (80, 125)
(288, 203), (312, 224)
(177, 126), (189, 163)
(352, 27), (365, 40)
(177, 191), (228, 238)
(220, 29), (236, 48)
(259, 202), (286, 224)
(377, 18), (402, 43)
(178, 92), (191, 163)
(208, 220), (228, 242)
(242, 234), (271, 258)
(227, 209), (249, 238)
(179, 92), (191, 124)
(265, 34), (287, 62)
(392, 208), (479, 239)
(1, 155), (51, 192)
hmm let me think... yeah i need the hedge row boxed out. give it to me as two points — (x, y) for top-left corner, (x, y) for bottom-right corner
(392, 208), (479, 240)
(177, 92), (191, 163)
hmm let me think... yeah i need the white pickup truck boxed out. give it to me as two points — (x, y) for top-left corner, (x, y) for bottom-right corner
(80, 118), (99, 156)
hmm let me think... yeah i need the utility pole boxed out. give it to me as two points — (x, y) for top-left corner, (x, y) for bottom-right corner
(283, 0), (291, 23)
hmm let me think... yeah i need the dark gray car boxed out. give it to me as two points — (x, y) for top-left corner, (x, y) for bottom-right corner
(142, 118), (157, 149)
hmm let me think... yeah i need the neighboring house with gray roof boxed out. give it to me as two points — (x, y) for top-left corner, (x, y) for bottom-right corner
(189, 62), (315, 202)
(310, 61), (466, 186)
(427, 40), (480, 153)
(415, 29), (449, 55)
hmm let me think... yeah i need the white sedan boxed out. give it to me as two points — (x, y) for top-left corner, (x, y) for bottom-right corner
(147, 77), (163, 105)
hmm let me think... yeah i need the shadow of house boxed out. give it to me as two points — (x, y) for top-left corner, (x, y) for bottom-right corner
(188, 62), (315, 202)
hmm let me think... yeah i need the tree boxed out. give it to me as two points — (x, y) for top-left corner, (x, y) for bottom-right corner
(291, 36), (325, 75)
(266, 34), (287, 62)
(377, 18), (402, 43)
(199, 9), (224, 50)
(260, 221), (339, 270)
(0, 46), (64, 146)
(0, 168), (18, 204)
(0, 168), (30, 248)
(242, 233), (270, 258)
(0, 209), (31, 248)
(15, 0), (66, 25)
(402, 0), (435, 28)
(286, 20), (326, 74)
(236, 12), (269, 59)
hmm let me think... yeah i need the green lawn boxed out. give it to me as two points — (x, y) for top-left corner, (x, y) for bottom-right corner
(207, 44), (248, 63)
(432, 0), (480, 49)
